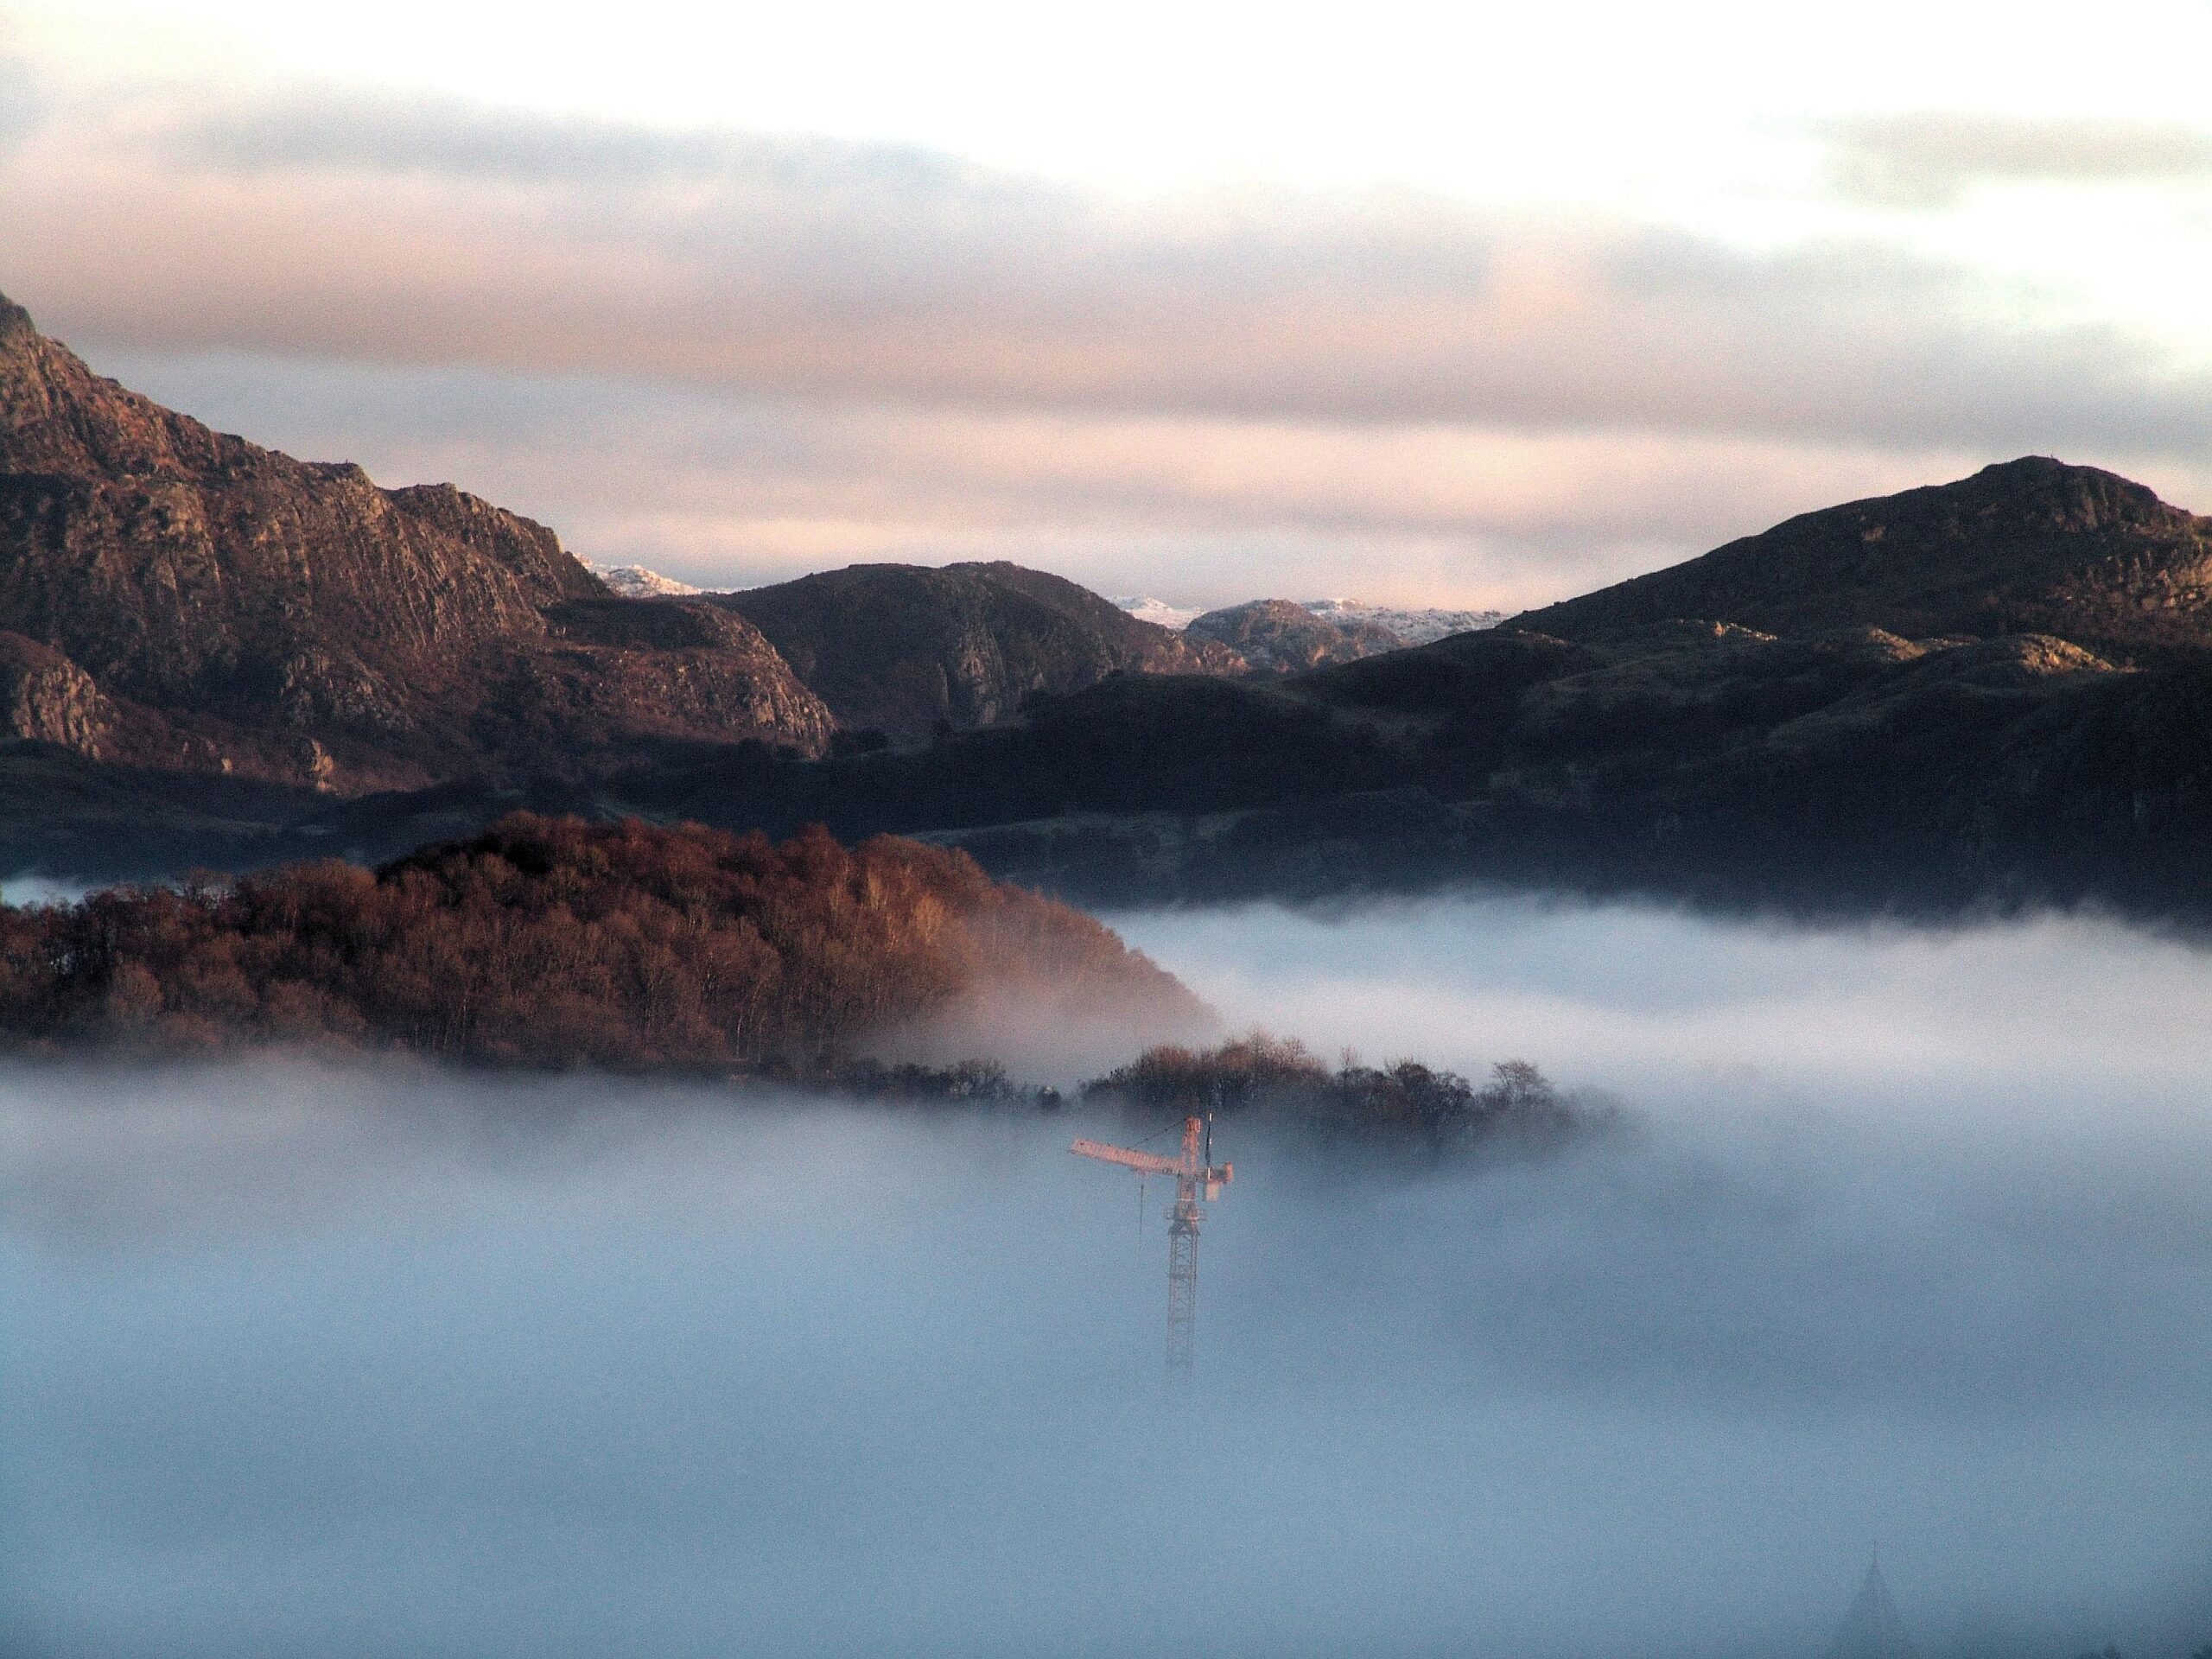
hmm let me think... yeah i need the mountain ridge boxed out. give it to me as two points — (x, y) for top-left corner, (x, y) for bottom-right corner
(1515, 456), (2212, 663)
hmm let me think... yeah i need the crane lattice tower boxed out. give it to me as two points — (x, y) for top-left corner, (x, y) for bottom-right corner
(1072, 1115), (1233, 1388)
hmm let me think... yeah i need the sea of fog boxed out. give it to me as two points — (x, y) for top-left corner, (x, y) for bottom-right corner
(4, 893), (2211, 1659)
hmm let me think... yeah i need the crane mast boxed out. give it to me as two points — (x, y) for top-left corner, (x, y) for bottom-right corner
(1071, 1115), (1233, 1388)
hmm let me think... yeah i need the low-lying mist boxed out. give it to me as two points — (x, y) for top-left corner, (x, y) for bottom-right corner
(1109, 893), (2212, 1142)
(5, 894), (2211, 1659)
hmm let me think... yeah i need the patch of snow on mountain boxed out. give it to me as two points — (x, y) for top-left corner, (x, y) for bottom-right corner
(1113, 595), (1205, 631)
(1300, 599), (1505, 645)
(585, 562), (705, 598)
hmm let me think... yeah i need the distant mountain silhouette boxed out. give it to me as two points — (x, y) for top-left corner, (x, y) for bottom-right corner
(1517, 457), (2212, 664)
(715, 561), (1241, 743)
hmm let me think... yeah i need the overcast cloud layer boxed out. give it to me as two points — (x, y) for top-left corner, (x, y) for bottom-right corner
(4, 13), (2212, 602)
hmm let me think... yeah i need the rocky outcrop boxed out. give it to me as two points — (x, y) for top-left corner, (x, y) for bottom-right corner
(0, 631), (115, 754)
(1187, 598), (1405, 673)
(0, 292), (834, 788)
(1515, 457), (2212, 665)
(717, 561), (1245, 742)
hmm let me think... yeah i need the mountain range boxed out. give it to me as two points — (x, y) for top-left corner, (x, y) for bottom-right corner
(592, 564), (1504, 673)
(6, 287), (2212, 925)
(0, 292), (1246, 785)
(603, 455), (2212, 918)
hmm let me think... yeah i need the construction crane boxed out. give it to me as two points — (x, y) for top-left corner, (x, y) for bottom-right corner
(1071, 1116), (1233, 1386)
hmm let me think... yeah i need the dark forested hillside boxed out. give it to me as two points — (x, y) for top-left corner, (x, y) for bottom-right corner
(0, 815), (1202, 1066)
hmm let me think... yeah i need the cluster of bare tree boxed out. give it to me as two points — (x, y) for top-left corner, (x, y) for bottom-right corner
(0, 814), (1185, 1069)
(1082, 1031), (1594, 1150)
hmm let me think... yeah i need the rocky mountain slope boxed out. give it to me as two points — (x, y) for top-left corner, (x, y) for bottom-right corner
(1516, 456), (2212, 663)
(1186, 598), (1407, 672)
(0, 291), (833, 789)
(585, 561), (702, 598)
(714, 562), (1242, 743)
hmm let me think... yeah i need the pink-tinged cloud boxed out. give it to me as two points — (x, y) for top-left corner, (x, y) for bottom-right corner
(3, 86), (2209, 460)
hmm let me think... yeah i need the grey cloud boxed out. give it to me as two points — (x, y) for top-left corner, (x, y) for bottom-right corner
(101, 349), (2005, 608)
(1815, 111), (2212, 207)
(172, 86), (1015, 203)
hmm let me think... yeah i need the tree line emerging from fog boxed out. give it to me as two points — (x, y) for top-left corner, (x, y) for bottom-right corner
(0, 815), (1194, 1068)
(1079, 1031), (1604, 1151)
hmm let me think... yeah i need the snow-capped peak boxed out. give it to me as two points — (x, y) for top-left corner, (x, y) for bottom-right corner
(1112, 595), (1205, 631)
(1119, 593), (1505, 645)
(584, 561), (704, 598)
(1298, 598), (1506, 645)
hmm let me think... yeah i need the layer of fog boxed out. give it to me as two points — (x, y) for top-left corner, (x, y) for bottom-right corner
(5, 896), (2212, 1659)
(1110, 893), (2212, 1146)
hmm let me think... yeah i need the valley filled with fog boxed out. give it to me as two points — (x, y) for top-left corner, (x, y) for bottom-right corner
(4, 895), (2210, 1659)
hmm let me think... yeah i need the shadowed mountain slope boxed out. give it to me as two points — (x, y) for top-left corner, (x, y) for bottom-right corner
(715, 561), (1243, 742)
(1515, 457), (2212, 663)
(570, 601), (2212, 922)
(0, 293), (834, 789)
(40, 603), (2209, 925)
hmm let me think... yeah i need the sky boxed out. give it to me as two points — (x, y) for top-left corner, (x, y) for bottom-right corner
(4, 0), (2212, 606)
